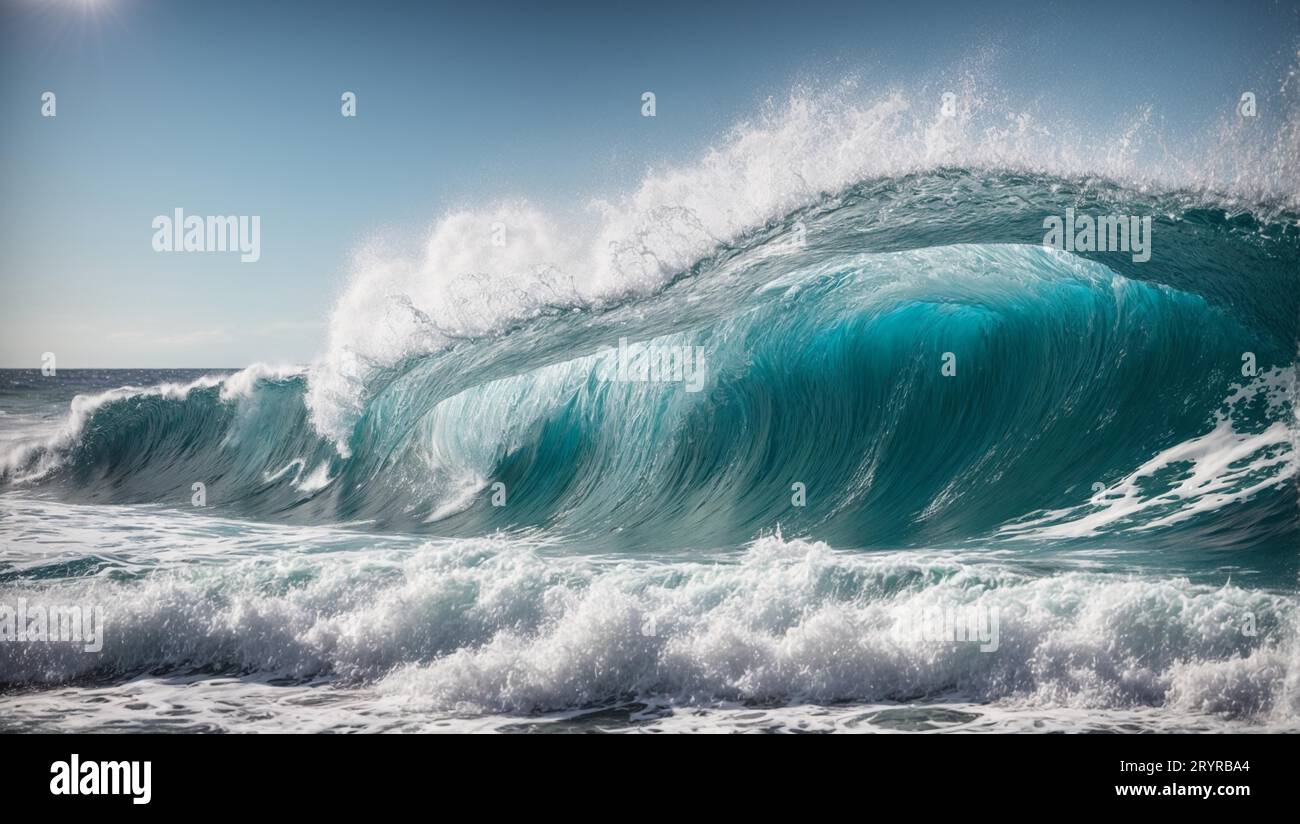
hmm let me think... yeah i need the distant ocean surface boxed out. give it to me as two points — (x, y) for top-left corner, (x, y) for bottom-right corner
(2, 86), (1298, 732)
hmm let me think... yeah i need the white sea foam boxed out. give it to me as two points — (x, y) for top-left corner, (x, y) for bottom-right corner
(263, 458), (306, 485)
(1, 497), (1293, 729)
(294, 462), (335, 494)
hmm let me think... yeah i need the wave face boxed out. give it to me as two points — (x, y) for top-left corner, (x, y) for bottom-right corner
(2, 84), (1299, 729)
(4, 172), (1298, 564)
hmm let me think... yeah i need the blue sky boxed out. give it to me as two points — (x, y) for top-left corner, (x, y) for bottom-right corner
(2, 0), (1297, 367)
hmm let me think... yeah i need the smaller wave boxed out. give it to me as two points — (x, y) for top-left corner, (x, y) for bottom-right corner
(0, 364), (305, 485)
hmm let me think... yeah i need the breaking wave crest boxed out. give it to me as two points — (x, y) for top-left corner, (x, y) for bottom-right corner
(2, 80), (1298, 728)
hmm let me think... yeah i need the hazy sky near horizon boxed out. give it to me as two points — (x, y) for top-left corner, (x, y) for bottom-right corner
(1, 0), (1297, 367)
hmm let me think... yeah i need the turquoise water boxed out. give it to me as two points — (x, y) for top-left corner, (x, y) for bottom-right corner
(1, 168), (1297, 732)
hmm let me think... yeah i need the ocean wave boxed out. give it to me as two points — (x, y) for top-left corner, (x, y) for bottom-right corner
(5, 58), (1300, 735)
(305, 81), (1300, 447)
(1, 80), (1297, 552)
(3, 236), (1294, 554)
